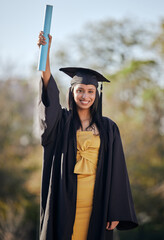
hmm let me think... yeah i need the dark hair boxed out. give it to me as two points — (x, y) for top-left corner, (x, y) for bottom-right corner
(68, 86), (108, 150)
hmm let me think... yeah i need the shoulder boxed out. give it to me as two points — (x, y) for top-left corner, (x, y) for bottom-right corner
(101, 116), (121, 138)
(102, 116), (118, 129)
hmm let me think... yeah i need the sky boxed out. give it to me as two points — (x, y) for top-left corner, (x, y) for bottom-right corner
(0, 0), (164, 77)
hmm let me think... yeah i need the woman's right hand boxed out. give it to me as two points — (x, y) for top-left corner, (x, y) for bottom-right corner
(37, 31), (52, 50)
(37, 31), (52, 86)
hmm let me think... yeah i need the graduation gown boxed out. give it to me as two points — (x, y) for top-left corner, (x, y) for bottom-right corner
(38, 75), (138, 240)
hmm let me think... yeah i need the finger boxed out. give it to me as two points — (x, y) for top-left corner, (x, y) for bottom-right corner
(108, 221), (119, 230)
(106, 222), (110, 228)
(38, 32), (46, 43)
(48, 34), (52, 40)
(39, 31), (44, 36)
(106, 222), (111, 230)
(37, 38), (47, 44)
(40, 38), (47, 44)
(38, 35), (46, 41)
(37, 40), (47, 47)
(107, 222), (109, 226)
(38, 34), (46, 43)
(108, 222), (115, 230)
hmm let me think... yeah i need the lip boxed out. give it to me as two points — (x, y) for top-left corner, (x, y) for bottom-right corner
(80, 100), (90, 105)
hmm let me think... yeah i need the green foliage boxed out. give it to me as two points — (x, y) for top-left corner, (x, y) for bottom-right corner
(103, 59), (164, 238)
(0, 78), (40, 240)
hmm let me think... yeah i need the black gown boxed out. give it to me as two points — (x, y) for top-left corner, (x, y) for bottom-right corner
(38, 75), (138, 240)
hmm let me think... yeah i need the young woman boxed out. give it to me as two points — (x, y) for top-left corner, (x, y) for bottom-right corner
(37, 32), (138, 240)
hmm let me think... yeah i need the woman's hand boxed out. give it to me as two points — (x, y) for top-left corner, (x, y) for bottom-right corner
(37, 31), (52, 50)
(37, 31), (52, 86)
(106, 221), (119, 230)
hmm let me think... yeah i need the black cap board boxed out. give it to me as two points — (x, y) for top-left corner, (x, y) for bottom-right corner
(59, 67), (110, 88)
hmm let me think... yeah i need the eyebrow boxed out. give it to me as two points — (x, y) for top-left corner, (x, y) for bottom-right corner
(76, 87), (95, 91)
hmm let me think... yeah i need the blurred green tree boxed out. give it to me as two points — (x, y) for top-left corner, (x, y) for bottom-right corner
(103, 59), (164, 240)
(0, 78), (40, 240)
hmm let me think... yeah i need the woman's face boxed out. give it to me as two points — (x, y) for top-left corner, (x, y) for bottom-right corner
(73, 84), (96, 110)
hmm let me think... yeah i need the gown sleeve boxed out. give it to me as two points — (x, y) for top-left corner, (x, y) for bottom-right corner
(107, 123), (138, 230)
(38, 74), (62, 146)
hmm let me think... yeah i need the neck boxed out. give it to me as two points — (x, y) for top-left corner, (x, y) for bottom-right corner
(77, 108), (91, 122)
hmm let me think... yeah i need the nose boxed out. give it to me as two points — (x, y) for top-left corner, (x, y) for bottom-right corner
(82, 92), (87, 99)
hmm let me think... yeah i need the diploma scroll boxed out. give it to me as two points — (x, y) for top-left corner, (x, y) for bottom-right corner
(38, 5), (53, 71)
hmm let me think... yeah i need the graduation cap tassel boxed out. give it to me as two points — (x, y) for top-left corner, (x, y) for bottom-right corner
(99, 83), (103, 117)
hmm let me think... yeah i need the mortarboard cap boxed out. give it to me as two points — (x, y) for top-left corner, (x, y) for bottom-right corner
(59, 67), (110, 88)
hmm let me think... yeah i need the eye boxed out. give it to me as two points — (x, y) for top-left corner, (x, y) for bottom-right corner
(88, 90), (94, 94)
(77, 89), (82, 93)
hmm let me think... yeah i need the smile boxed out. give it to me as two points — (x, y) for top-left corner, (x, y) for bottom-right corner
(80, 100), (90, 105)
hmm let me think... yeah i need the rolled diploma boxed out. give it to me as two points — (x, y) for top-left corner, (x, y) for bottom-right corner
(38, 5), (53, 71)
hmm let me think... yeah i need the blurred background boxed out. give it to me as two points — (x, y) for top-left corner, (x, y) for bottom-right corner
(0, 0), (164, 239)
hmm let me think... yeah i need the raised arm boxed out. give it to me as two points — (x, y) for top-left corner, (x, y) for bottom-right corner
(37, 32), (62, 146)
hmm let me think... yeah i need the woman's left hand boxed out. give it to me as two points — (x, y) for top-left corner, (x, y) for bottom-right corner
(106, 221), (119, 230)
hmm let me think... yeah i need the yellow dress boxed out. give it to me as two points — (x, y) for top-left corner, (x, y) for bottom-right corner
(71, 131), (100, 240)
